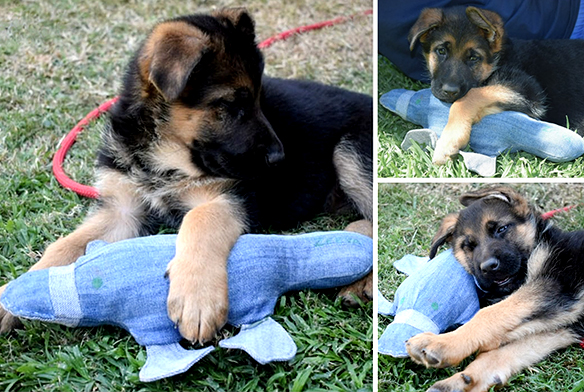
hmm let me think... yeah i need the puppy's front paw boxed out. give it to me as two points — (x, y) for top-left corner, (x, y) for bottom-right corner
(165, 257), (228, 344)
(0, 284), (23, 334)
(426, 373), (476, 392)
(406, 332), (463, 368)
(432, 138), (460, 165)
(338, 271), (372, 306)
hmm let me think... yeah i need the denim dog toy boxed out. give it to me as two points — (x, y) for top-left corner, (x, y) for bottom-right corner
(378, 249), (479, 357)
(1, 230), (372, 382)
(380, 88), (584, 176)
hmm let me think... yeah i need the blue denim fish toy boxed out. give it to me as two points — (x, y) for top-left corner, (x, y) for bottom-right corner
(378, 249), (480, 358)
(1, 229), (372, 382)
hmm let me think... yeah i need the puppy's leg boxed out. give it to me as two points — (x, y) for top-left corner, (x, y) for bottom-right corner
(432, 85), (523, 165)
(165, 193), (246, 343)
(406, 282), (549, 368)
(0, 170), (145, 333)
(338, 219), (373, 306)
(331, 137), (373, 306)
(425, 329), (578, 392)
(333, 137), (372, 221)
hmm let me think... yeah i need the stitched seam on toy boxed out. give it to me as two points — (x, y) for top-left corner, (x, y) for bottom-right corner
(395, 90), (416, 120)
(49, 264), (82, 327)
(393, 309), (440, 334)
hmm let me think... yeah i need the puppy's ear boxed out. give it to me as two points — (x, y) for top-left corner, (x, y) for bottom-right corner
(460, 186), (530, 215)
(466, 7), (505, 51)
(408, 8), (443, 51)
(212, 8), (255, 39)
(430, 212), (458, 259)
(140, 21), (210, 101)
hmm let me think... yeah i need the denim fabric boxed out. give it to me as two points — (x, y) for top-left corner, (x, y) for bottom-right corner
(140, 343), (214, 382)
(378, 249), (480, 357)
(227, 232), (373, 325)
(2, 231), (372, 381)
(377, 289), (393, 316)
(381, 88), (584, 162)
(219, 317), (296, 364)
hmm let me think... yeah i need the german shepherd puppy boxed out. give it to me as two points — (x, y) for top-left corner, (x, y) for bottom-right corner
(406, 186), (584, 392)
(408, 6), (584, 164)
(0, 9), (373, 342)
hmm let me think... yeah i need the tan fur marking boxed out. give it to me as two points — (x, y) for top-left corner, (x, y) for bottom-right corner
(409, 8), (444, 51)
(212, 7), (248, 25)
(148, 139), (204, 178)
(466, 7), (505, 52)
(459, 187), (530, 214)
(461, 40), (483, 54)
(431, 213), (459, 249)
(425, 52), (438, 77)
(165, 104), (208, 144)
(31, 170), (145, 274)
(165, 193), (247, 343)
(507, 289), (584, 342)
(514, 220), (537, 253)
(140, 21), (202, 81)
(526, 244), (550, 281)
(477, 62), (495, 84)
(139, 21), (210, 100)
(453, 241), (472, 273)
(332, 141), (372, 221)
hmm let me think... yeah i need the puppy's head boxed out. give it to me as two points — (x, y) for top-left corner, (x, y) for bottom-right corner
(430, 186), (539, 298)
(134, 9), (284, 179)
(408, 6), (505, 103)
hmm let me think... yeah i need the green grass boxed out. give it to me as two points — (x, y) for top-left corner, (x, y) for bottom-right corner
(0, 0), (372, 390)
(377, 55), (584, 178)
(378, 183), (584, 392)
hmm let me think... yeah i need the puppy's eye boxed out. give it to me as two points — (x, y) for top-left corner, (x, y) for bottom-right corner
(468, 54), (481, 63)
(212, 98), (233, 109)
(496, 224), (510, 235)
(462, 239), (476, 251)
(436, 47), (447, 56)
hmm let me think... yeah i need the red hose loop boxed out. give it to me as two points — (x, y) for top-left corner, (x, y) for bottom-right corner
(541, 205), (577, 220)
(52, 97), (119, 198)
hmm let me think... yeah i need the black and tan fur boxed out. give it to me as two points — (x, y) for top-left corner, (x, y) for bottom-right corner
(406, 186), (584, 392)
(0, 9), (373, 342)
(409, 6), (584, 164)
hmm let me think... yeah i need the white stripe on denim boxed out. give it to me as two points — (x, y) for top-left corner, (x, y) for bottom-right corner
(49, 264), (82, 327)
(395, 90), (416, 120)
(393, 309), (440, 334)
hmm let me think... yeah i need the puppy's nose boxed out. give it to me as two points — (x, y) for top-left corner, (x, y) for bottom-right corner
(442, 84), (460, 99)
(265, 147), (285, 166)
(480, 258), (500, 273)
